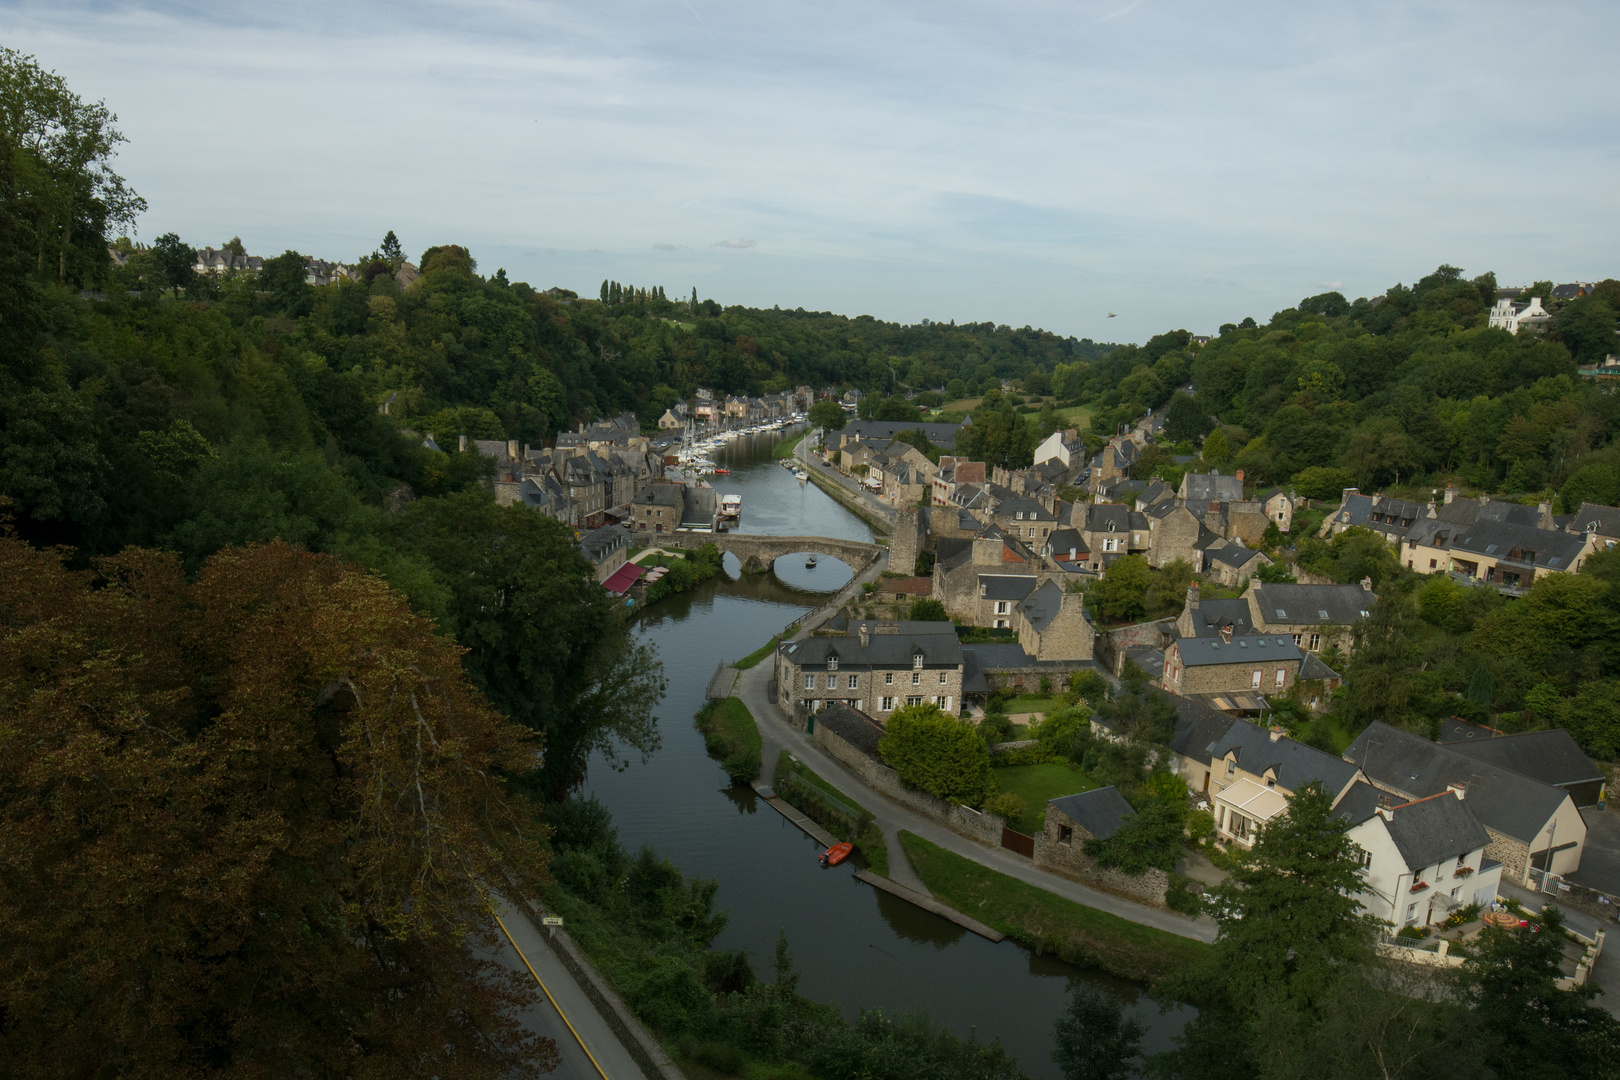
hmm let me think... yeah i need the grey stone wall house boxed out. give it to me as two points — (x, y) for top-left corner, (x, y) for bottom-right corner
(774, 622), (965, 724)
(1162, 634), (1303, 698)
(1014, 580), (1096, 662)
(1242, 579), (1375, 654)
(1204, 544), (1270, 586)
(631, 483), (682, 533)
(1036, 787), (1170, 906)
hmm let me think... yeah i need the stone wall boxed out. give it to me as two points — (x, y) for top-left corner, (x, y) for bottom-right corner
(1484, 826), (1531, 884)
(1034, 817), (1170, 908)
(810, 725), (1006, 848)
(890, 507), (924, 577)
(1173, 657), (1298, 696)
(1096, 619), (1174, 676)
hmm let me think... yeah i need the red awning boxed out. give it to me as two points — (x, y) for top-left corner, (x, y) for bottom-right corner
(602, 563), (645, 595)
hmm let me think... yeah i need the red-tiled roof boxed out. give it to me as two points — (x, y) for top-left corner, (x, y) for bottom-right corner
(602, 563), (645, 595)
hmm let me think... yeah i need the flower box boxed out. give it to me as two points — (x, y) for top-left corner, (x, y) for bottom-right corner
(1411, 881), (1430, 894)
(1454, 866), (1474, 878)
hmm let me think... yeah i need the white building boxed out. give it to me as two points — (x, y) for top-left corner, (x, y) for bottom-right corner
(1341, 785), (1503, 930)
(1488, 296), (1550, 333)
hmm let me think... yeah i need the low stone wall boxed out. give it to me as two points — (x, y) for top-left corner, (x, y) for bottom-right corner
(1532, 870), (1620, 924)
(1097, 620), (1174, 675)
(983, 662), (1101, 694)
(1033, 829), (1170, 908)
(811, 724), (1005, 847)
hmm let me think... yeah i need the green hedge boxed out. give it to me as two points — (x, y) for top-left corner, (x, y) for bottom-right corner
(695, 697), (762, 782)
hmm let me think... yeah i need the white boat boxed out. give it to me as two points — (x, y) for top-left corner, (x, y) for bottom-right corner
(720, 494), (742, 518)
(794, 469), (809, 481)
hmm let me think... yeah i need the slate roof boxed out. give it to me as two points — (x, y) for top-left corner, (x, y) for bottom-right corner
(1383, 793), (1492, 873)
(1298, 653), (1342, 681)
(844, 420), (962, 449)
(633, 485), (682, 508)
(979, 574), (1039, 601)
(1436, 497), (1546, 528)
(580, 523), (631, 561)
(1250, 582), (1375, 626)
(1343, 721), (1570, 844)
(1185, 598), (1254, 637)
(962, 643), (1039, 669)
(1333, 780), (1384, 824)
(1436, 718), (1503, 744)
(1211, 719), (1361, 794)
(961, 649), (990, 693)
(1446, 730), (1602, 788)
(783, 631), (963, 669)
(1207, 545), (1265, 569)
(1016, 580), (1065, 633)
(1182, 472), (1244, 503)
(1088, 504), (1132, 532)
(1447, 519), (1588, 570)
(814, 702), (885, 758)
(1050, 786), (1135, 841)
(1569, 503), (1620, 536)
(1171, 635), (1302, 667)
(999, 497), (1058, 522)
(1161, 690), (1239, 762)
(936, 537), (974, 570)
(1046, 528), (1087, 558)
(1137, 480), (1174, 509)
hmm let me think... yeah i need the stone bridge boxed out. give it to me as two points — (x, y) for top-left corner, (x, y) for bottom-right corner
(637, 532), (882, 574)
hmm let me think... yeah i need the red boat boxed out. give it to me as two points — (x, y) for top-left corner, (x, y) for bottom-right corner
(714, 468), (729, 474)
(819, 842), (853, 866)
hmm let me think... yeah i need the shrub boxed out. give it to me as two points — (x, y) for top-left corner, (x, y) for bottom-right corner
(1165, 873), (1203, 915)
(984, 792), (1027, 824)
(877, 704), (994, 806)
(978, 712), (1016, 743)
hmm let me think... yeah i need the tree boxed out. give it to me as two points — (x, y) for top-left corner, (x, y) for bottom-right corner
(1086, 555), (1152, 623)
(1085, 797), (1187, 875)
(909, 597), (947, 621)
(809, 400), (847, 432)
(1201, 426), (1231, 466)
(870, 395), (922, 422)
(1163, 392), (1212, 443)
(1561, 463), (1620, 514)
(150, 231), (194, 298)
(1460, 906), (1620, 1078)
(380, 228), (403, 268)
(0, 536), (556, 1079)
(1291, 465), (1356, 502)
(876, 704), (994, 806)
(1053, 984), (1142, 1080)
(1465, 661), (1493, 713)
(386, 491), (665, 801)
(259, 248), (313, 315)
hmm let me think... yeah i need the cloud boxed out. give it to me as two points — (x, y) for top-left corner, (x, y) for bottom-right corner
(714, 238), (756, 249)
(651, 242), (678, 250)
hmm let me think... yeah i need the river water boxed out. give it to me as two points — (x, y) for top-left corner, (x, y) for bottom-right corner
(585, 428), (1188, 1076)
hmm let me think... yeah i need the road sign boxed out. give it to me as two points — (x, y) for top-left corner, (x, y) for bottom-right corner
(541, 916), (564, 926)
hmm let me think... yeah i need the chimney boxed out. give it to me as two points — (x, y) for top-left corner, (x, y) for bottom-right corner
(1236, 469), (1245, 487)
(859, 623), (870, 647)
(1361, 575), (1373, 591)
(507, 439), (519, 462)
(1220, 624), (1233, 644)
(458, 434), (468, 453)
(1444, 484), (1458, 505)
(1447, 782), (1467, 801)
(1376, 800), (1394, 823)
(426, 431), (435, 444)
(1269, 727), (1285, 742)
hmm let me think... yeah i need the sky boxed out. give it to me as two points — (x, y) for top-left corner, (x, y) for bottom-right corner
(5, 0), (1618, 342)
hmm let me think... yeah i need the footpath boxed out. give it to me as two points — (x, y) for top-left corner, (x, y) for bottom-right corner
(730, 658), (1216, 944)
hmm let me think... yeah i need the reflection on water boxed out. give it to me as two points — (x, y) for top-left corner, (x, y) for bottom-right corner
(584, 429), (1190, 1077)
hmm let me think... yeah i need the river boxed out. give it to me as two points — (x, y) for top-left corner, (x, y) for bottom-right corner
(585, 427), (1188, 1076)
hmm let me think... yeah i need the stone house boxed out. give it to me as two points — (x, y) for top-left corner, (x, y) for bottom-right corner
(1345, 722), (1587, 882)
(658, 403), (688, 429)
(1204, 544), (1270, 586)
(1402, 517), (1595, 591)
(579, 523), (632, 584)
(931, 458), (987, 506)
(1079, 503), (1150, 570)
(1037, 787), (1170, 906)
(1176, 583), (1255, 640)
(1179, 470), (1244, 504)
(631, 483), (683, 533)
(1567, 502), (1620, 553)
(991, 495), (1060, 547)
(1144, 501), (1204, 569)
(1162, 633), (1304, 698)
(1014, 580), (1095, 662)
(1260, 487), (1294, 533)
(1341, 786), (1504, 929)
(1086, 437), (1139, 494)
(931, 528), (1040, 623)
(1241, 579), (1375, 654)
(774, 622), (965, 723)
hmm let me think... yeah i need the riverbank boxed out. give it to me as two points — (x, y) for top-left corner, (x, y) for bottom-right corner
(694, 697), (762, 782)
(794, 438), (895, 535)
(898, 832), (1209, 984)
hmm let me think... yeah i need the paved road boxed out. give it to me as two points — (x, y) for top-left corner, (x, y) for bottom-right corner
(487, 895), (648, 1080)
(1498, 878), (1620, 1017)
(796, 431), (899, 525)
(734, 660), (1217, 944)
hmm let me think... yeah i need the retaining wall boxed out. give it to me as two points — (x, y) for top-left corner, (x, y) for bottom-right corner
(1033, 825), (1170, 908)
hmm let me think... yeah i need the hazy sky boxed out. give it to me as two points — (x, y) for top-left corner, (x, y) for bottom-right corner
(6, 1), (1617, 341)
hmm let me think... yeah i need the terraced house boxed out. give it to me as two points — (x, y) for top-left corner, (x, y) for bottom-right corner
(774, 621), (964, 724)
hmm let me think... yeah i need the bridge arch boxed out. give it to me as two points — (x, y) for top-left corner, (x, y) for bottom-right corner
(634, 531), (882, 581)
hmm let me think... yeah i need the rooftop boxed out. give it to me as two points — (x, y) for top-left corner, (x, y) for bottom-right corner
(1049, 786), (1135, 841)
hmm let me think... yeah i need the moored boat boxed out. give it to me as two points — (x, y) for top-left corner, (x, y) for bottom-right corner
(819, 842), (853, 866)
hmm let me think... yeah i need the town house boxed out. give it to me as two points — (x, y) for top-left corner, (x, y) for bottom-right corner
(1241, 579), (1376, 654)
(774, 622), (965, 724)
(1339, 785), (1504, 929)
(1162, 633), (1304, 700)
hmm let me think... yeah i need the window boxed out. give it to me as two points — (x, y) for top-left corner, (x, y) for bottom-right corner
(1429, 559), (1437, 569)
(1309, 633), (1321, 651)
(1293, 634), (1302, 645)
(881, 696), (894, 711)
(804, 674), (815, 690)
(885, 672), (894, 685)
(828, 657), (838, 671)
(913, 653), (924, 669)
(939, 671), (947, 685)
(1275, 668), (1286, 688)
(1360, 850), (1373, 869)
(1405, 903), (1417, 923)
(995, 601), (1009, 614)
(847, 674), (859, 689)
(1227, 758), (1236, 775)
(1059, 825), (1074, 845)
(1451, 887), (1460, 900)
(1251, 669), (1263, 689)
(936, 695), (948, 709)
(1230, 815), (1250, 840)
(826, 674), (838, 689)
(907, 696), (923, 706)
(1015, 511), (1023, 520)
(911, 672), (921, 686)
(1104, 538), (1118, 552)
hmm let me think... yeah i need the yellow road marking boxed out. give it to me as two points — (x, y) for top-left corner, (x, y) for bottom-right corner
(489, 904), (611, 1080)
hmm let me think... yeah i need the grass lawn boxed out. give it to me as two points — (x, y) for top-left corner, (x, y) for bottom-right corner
(991, 761), (1092, 834)
(734, 635), (779, 670)
(898, 832), (1207, 983)
(773, 751), (888, 877)
(694, 697), (761, 782)
(772, 431), (805, 459)
(1000, 695), (1070, 716)
(1056, 404), (1093, 428)
(940, 397), (982, 413)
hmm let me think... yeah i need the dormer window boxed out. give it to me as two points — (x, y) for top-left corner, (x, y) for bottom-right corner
(913, 653), (924, 669)
(828, 656), (838, 671)
(1226, 758), (1236, 775)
